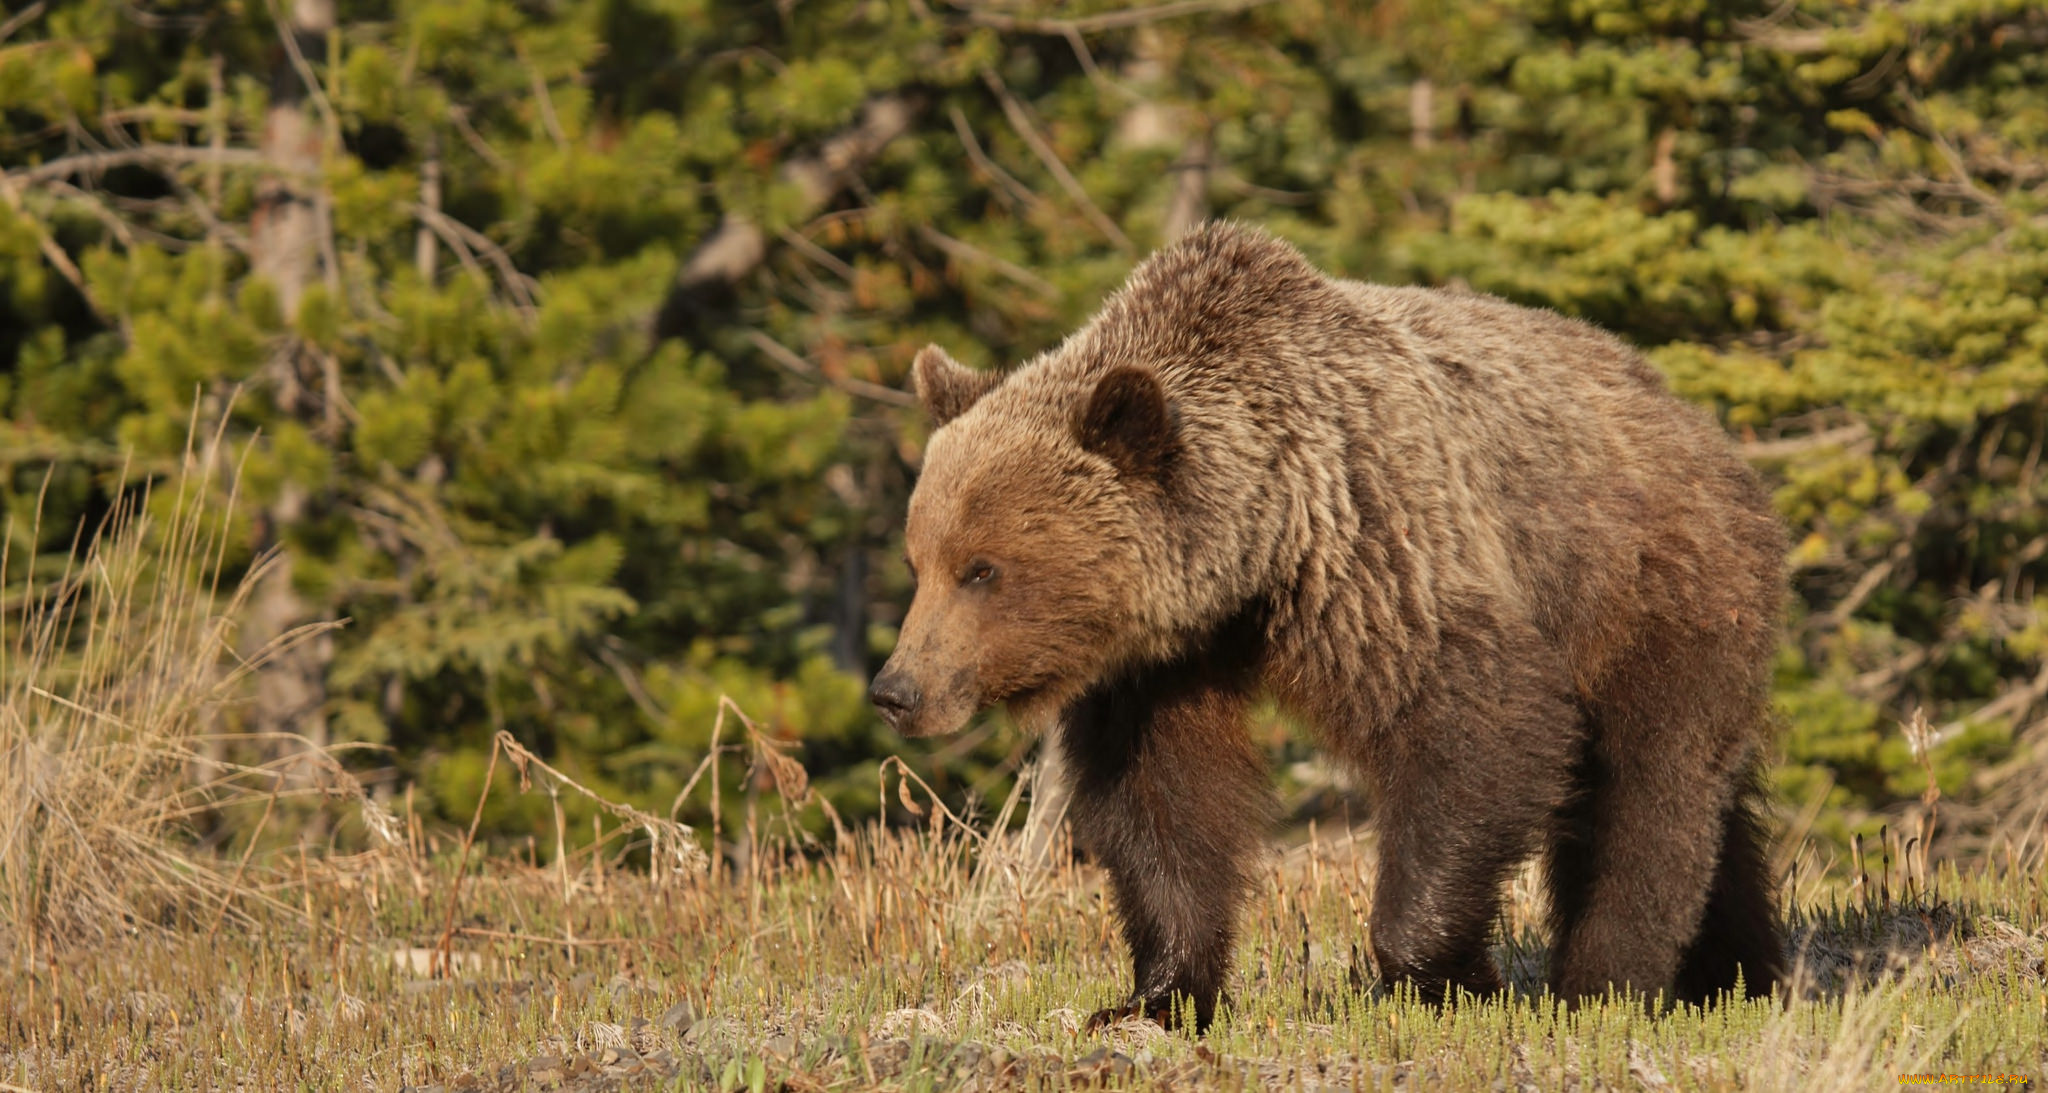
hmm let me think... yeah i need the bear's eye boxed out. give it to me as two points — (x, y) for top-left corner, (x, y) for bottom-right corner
(961, 560), (998, 586)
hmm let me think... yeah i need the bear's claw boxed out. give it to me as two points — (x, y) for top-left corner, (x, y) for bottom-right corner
(1082, 995), (1184, 1033)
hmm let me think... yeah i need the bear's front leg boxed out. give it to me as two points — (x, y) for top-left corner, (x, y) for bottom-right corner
(1058, 655), (1271, 1033)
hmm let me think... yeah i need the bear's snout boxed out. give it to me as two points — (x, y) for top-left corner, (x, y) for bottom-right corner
(867, 669), (921, 731)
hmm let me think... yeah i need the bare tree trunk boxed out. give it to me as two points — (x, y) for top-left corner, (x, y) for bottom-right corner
(246, 487), (335, 781)
(206, 54), (226, 209)
(415, 128), (440, 283)
(1017, 734), (1072, 874)
(1409, 78), (1435, 151)
(1652, 126), (1680, 205)
(825, 461), (873, 676)
(246, 0), (337, 802)
(830, 541), (868, 674)
(250, 0), (330, 318)
(1162, 133), (1212, 243)
(1110, 29), (1210, 244)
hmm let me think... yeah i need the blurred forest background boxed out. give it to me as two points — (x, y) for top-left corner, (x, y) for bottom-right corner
(3, 0), (2045, 863)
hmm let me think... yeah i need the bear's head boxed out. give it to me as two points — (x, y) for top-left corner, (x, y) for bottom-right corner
(869, 344), (1177, 737)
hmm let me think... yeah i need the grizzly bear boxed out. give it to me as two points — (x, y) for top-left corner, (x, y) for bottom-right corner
(870, 222), (1787, 1031)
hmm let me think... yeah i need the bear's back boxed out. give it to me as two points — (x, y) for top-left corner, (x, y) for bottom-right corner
(1329, 280), (1783, 678)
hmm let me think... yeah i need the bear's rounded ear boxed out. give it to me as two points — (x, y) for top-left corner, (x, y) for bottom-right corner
(1075, 367), (1176, 479)
(913, 345), (1001, 427)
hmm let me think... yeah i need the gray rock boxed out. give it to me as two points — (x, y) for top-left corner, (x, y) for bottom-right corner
(658, 1000), (696, 1031)
(526, 1054), (565, 1083)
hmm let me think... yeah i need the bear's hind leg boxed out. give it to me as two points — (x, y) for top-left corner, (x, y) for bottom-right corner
(1551, 635), (1776, 1007)
(1359, 621), (1582, 1003)
(1061, 652), (1270, 1033)
(1543, 735), (1600, 991)
(1673, 759), (1783, 1002)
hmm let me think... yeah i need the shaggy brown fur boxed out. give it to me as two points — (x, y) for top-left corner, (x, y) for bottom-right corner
(870, 222), (1788, 1031)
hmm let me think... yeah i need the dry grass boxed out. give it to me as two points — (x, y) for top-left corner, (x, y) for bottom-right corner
(2, 450), (2046, 1090)
(0, 425), (386, 947)
(0, 798), (2043, 1091)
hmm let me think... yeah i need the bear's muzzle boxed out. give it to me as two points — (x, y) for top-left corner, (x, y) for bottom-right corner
(867, 669), (920, 732)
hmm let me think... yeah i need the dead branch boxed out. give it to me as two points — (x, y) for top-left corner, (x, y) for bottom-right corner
(656, 94), (924, 342)
(1850, 644), (1932, 700)
(743, 329), (917, 408)
(493, 730), (709, 877)
(594, 639), (667, 726)
(6, 145), (296, 186)
(1812, 448), (1963, 632)
(979, 66), (1133, 252)
(92, 104), (214, 129)
(776, 226), (858, 282)
(39, 179), (139, 248)
(518, 41), (570, 151)
(948, 105), (1048, 213)
(963, 0), (1279, 35)
(1063, 25), (1114, 93)
(1896, 87), (2006, 215)
(916, 225), (1060, 297)
(412, 204), (485, 282)
(1928, 658), (2048, 752)
(0, 172), (107, 321)
(411, 203), (541, 319)
(1818, 540), (1909, 631)
(0, 0), (47, 44)
(1744, 7), (2048, 54)
(447, 104), (513, 175)
(135, 150), (252, 254)
(1215, 168), (1316, 206)
(1740, 423), (1873, 460)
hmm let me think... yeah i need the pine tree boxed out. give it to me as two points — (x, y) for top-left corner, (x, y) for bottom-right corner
(4, 0), (2044, 855)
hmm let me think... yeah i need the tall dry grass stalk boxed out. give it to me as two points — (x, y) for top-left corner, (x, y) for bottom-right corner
(0, 424), (376, 948)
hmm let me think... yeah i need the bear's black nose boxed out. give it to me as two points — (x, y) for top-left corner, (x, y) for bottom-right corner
(868, 671), (920, 727)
